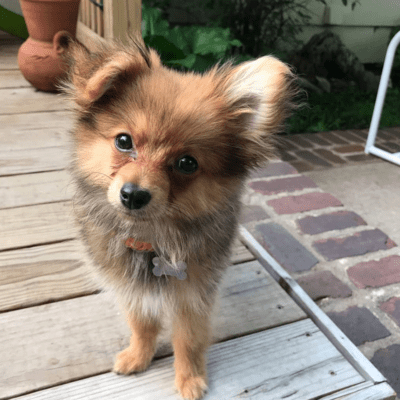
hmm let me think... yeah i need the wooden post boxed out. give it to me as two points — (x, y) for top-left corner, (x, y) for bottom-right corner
(104, 0), (142, 43)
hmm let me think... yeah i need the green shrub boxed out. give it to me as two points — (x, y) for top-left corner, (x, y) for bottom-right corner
(142, 4), (247, 72)
(287, 86), (400, 134)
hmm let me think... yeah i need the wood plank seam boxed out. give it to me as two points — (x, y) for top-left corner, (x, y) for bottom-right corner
(0, 238), (76, 254)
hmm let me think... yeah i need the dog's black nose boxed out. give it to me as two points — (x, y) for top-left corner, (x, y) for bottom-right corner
(120, 183), (151, 210)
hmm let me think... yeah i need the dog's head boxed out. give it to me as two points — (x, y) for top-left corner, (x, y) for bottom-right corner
(61, 37), (295, 222)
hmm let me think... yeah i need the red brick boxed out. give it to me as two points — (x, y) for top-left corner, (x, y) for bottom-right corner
(313, 229), (397, 261)
(380, 297), (400, 327)
(268, 192), (342, 214)
(297, 271), (352, 301)
(250, 162), (298, 179)
(348, 255), (400, 289)
(249, 176), (317, 195)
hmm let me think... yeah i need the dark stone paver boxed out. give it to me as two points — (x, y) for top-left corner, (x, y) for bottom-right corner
(348, 255), (400, 289)
(288, 161), (314, 173)
(297, 271), (352, 301)
(279, 151), (297, 162)
(326, 132), (348, 144)
(327, 307), (391, 346)
(349, 129), (368, 139)
(250, 162), (298, 179)
(301, 133), (331, 146)
(255, 222), (319, 272)
(268, 192), (342, 214)
(381, 142), (400, 152)
(346, 154), (374, 162)
(297, 211), (367, 235)
(334, 145), (365, 154)
(314, 149), (346, 164)
(313, 229), (397, 261)
(240, 205), (269, 224)
(296, 150), (332, 167)
(371, 345), (400, 394)
(279, 138), (300, 151)
(333, 130), (364, 143)
(380, 297), (400, 327)
(249, 176), (317, 195)
(285, 135), (314, 148)
(374, 129), (394, 141)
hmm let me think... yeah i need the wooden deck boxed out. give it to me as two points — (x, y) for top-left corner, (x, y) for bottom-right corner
(0, 32), (396, 400)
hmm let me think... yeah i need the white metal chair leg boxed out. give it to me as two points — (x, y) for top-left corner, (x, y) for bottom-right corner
(365, 31), (400, 166)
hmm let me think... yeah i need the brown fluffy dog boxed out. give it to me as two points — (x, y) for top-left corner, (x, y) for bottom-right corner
(61, 36), (295, 399)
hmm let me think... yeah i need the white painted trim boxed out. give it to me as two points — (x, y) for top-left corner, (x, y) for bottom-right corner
(239, 225), (388, 384)
(365, 31), (400, 166)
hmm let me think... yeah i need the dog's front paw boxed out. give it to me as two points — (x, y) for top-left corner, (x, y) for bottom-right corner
(113, 347), (153, 375)
(176, 375), (208, 400)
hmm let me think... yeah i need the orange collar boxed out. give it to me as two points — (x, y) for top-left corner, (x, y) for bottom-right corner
(125, 238), (154, 252)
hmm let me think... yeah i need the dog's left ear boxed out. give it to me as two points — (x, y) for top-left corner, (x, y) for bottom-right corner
(224, 56), (297, 166)
(58, 34), (161, 108)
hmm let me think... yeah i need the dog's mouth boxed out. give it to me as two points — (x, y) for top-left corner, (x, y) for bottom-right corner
(114, 202), (164, 223)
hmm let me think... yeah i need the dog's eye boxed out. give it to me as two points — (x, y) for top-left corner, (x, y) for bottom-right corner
(175, 155), (198, 174)
(115, 134), (133, 152)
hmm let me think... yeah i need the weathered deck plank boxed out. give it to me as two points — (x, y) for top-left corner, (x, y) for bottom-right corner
(0, 42), (21, 70)
(0, 110), (72, 134)
(0, 201), (76, 251)
(0, 260), (306, 398)
(0, 240), (96, 312)
(0, 69), (31, 88)
(14, 319), (365, 400)
(322, 382), (396, 400)
(0, 88), (68, 115)
(0, 239), (254, 312)
(0, 146), (69, 175)
(0, 171), (72, 208)
(0, 112), (72, 175)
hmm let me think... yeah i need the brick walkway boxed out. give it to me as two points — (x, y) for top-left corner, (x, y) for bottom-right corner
(242, 128), (400, 396)
(278, 126), (400, 172)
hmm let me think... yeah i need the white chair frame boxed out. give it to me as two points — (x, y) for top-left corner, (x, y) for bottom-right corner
(365, 31), (400, 165)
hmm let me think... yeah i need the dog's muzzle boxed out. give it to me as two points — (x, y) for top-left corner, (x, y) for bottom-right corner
(120, 183), (152, 210)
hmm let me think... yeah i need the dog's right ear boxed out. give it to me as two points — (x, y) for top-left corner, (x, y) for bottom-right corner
(58, 34), (160, 108)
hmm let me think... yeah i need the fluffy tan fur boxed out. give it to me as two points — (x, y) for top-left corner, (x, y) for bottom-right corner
(60, 35), (296, 399)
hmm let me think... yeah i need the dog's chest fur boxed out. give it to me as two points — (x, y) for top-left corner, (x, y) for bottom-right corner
(73, 176), (240, 318)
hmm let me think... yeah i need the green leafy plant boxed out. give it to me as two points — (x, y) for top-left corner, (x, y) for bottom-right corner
(287, 86), (400, 134)
(142, 4), (244, 72)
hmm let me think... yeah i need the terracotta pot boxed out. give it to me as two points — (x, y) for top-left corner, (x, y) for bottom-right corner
(18, 0), (81, 92)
